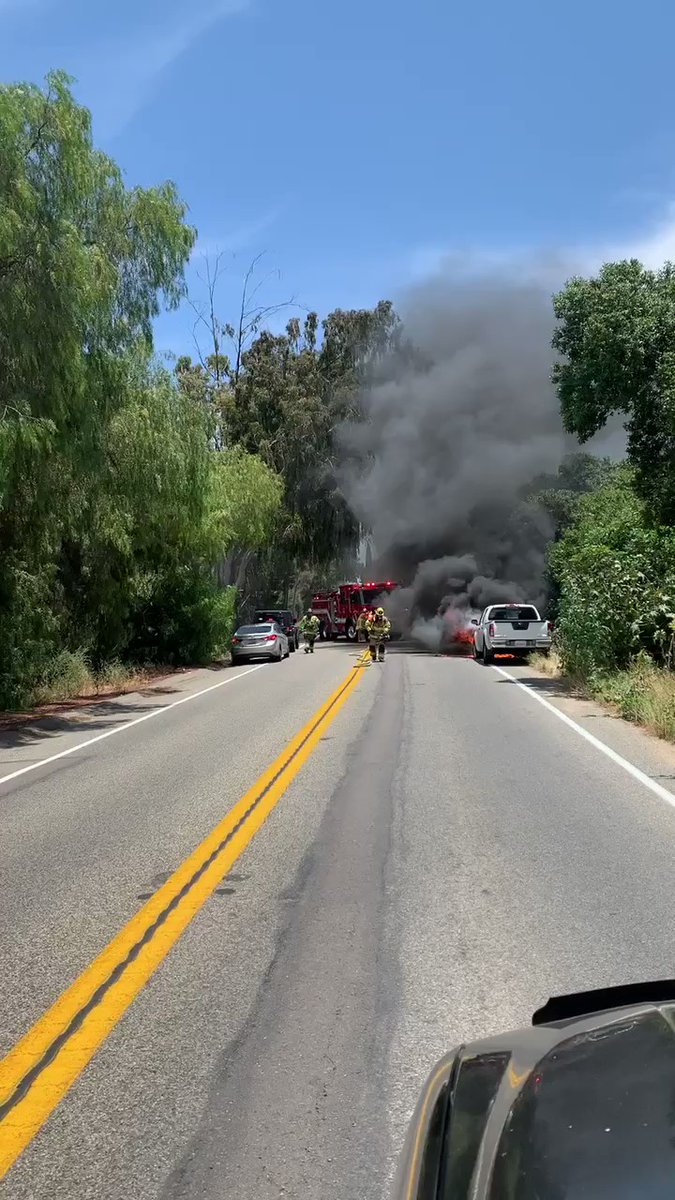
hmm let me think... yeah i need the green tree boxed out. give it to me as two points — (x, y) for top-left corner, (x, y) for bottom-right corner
(122, 407), (283, 666)
(175, 353), (234, 450)
(182, 252), (402, 603)
(531, 452), (616, 535)
(552, 260), (675, 524)
(548, 467), (675, 677)
(0, 72), (222, 705)
(226, 301), (401, 601)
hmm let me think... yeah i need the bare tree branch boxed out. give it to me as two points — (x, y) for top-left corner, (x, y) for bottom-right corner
(185, 251), (298, 399)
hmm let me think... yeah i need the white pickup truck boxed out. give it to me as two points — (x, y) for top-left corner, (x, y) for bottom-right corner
(472, 603), (552, 664)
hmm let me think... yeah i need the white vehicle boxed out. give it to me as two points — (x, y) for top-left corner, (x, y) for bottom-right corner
(472, 603), (552, 664)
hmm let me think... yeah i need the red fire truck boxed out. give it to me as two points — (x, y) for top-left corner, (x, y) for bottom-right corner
(310, 580), (399, 642)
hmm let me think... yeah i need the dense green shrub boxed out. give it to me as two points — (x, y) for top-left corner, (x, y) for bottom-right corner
(549, 468), (675, 678)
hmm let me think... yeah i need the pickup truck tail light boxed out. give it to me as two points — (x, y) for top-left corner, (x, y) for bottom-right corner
(547, 621), (554, 634)
(232, 636), (240, 645)
(488, 622), (495, 637)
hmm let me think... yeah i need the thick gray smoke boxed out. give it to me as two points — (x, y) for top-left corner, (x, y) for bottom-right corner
(339, 269), (621, 649)
(386, 553), (535, 651)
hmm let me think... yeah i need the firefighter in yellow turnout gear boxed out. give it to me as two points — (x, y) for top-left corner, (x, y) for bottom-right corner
(366, 607), (391, 662)
(299, 611), (320, 653)
(356, 611), (369, 643)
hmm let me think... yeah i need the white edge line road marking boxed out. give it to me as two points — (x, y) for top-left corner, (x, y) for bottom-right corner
(0, 665), (266, 788)
(492, 664), (675, 812)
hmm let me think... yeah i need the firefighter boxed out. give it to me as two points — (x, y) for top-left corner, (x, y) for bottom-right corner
(355, 610), (369, 643)
(299, 610), (320, 654)
(366, 606), (391, 662)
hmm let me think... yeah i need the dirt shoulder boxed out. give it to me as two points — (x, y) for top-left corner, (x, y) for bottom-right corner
(0, 664), (215, 731)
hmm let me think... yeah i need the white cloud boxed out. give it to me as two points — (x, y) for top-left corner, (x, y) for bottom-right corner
(191, 210), (282, 262)
(589, 203), (675, 271)
(79, 0), (250, 140)
(406, 202), (675, 287)
(124, 0), (247, 90)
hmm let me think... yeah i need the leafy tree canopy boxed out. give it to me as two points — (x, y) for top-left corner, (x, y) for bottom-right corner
(0, 74), (283, 706)
(553, 260), (675, 524)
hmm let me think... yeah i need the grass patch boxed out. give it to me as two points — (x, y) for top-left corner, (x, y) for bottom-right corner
(530, 647), (675, 743)
(96, 658), (133, 691)
(32, 649), (95, 704)
(530, 649), (563, 677)
(592, 655), (675, 742)
(29, 650), (159, 708)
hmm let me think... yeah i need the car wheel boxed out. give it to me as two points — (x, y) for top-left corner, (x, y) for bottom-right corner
(472, 638), (480, 661)
(346, 621), (357, 642)
(482, 643), (494, 665)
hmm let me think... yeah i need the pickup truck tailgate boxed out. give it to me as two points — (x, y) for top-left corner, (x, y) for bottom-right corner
(491, 619), (550, 647)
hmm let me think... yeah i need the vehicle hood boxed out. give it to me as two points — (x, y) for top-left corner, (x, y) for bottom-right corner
(394, 992), (675, 1200)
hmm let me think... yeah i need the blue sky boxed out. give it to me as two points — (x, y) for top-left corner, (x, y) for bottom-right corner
(3, 0), (675, 358)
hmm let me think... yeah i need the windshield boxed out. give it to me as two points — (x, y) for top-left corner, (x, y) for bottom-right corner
(238, 624), (273, 634)
(255, 611), (292, 622)
(490, 606), (539, 622)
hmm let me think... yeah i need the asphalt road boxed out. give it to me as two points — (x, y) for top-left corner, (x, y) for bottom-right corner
(3, 640), (675, 1198)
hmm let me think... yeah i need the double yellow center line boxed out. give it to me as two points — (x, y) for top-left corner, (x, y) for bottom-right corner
(0, 651), (370, 1178)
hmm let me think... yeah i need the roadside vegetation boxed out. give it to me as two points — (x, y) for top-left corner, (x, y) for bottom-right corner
(4, 74), (675, 726)
(26, 651), (164, 709)
(0, 73), (396, 709)
(532, 646), (675, 745)
(537, 260), (675, 741)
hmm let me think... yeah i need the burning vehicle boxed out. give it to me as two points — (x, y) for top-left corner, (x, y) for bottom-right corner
(400, 597), (480, 655)
(438, 606), (479, 655)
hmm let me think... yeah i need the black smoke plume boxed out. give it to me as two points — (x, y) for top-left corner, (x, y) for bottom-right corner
(339, 268), (620, 648)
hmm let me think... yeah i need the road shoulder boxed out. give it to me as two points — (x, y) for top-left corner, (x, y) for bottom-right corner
(502, 660), (675, 799)
(0, 663), (260, 780)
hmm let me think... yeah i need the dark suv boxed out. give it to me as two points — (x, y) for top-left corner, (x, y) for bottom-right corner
(254, 609), (299, 652)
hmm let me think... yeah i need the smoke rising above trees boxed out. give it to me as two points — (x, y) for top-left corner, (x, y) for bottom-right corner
(338, 270), (622, 641)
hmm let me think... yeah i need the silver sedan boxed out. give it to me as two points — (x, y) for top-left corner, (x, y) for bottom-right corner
(230, 622), (290, 664)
